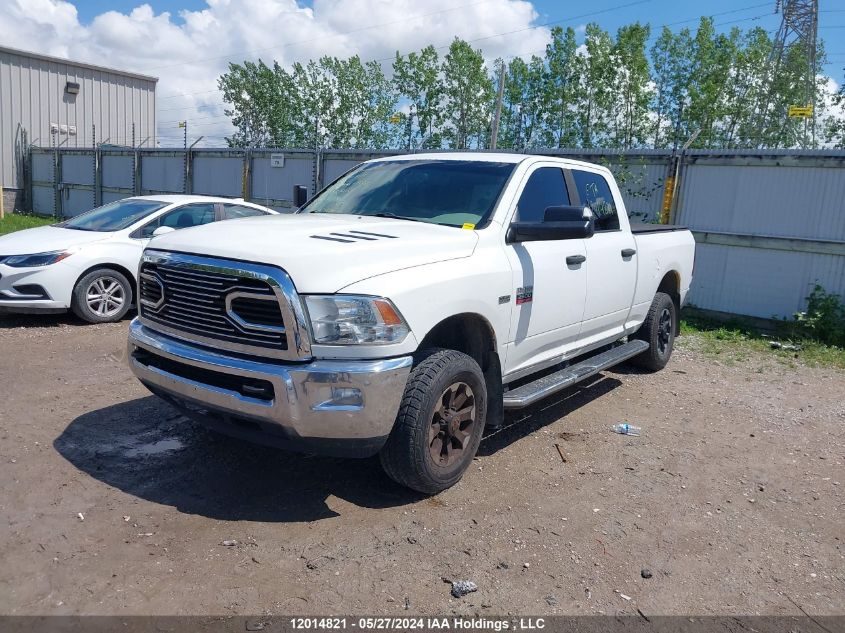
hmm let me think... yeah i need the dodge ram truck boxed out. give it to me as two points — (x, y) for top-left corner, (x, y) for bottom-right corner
(127, 153), (695, 493)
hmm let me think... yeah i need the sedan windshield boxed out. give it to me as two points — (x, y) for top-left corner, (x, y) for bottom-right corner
(58, 199), (169, 232)
(303, 160), (516, 227)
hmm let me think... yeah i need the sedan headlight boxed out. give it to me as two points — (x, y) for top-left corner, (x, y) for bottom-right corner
(0, 250), (74, 268)
(304, 295), (410, 345)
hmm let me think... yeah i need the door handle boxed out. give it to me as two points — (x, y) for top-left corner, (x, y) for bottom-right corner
(566, 254), (586, 265)
(621, 248), (637, 258)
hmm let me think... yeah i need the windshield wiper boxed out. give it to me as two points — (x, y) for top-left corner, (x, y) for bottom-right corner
(371, 212), (427, 224)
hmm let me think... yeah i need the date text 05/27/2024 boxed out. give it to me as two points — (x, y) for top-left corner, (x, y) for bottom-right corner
(289, 617), (547, 631)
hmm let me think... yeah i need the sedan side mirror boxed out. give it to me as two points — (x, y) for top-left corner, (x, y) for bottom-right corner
(151, 226), (176, 237)
(293, 185), (308, 208)
(507, 205), (595, 243)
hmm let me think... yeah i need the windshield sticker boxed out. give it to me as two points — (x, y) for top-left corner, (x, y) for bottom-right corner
(462, 223), (476, 230)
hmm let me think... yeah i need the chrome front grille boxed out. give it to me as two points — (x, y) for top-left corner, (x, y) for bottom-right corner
(138, 250), (312, 360)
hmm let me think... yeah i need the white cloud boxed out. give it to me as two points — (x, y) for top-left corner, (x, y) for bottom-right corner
(0, 0), (551, 146)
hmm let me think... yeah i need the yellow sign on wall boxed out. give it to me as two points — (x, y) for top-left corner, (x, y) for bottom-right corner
(788, 105), (813, 118)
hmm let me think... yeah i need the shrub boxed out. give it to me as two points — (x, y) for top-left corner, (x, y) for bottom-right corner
(789, 284), (845, 348)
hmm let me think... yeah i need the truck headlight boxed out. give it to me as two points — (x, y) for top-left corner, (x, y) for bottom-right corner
(0, 250), (74, 268)
(303, 295), (410, 345)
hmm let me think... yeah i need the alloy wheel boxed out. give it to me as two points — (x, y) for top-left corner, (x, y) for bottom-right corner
(429, 381), (476, 467)
(657, 306), (672, 356)
(86, 276), (126, 318)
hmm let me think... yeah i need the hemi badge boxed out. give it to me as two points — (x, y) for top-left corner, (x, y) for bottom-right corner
(498, 295), (511, 304)
(516, 286), (533, 305)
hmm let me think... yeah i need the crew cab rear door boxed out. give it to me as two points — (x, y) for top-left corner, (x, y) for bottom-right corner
(503, 164), (588, 377)
(569, 167), (637, 345)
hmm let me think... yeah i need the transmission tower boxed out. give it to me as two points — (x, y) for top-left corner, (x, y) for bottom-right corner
(755, 0), (819, 147)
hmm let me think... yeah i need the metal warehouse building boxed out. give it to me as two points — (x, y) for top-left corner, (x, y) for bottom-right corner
(0, 45), (157, 211)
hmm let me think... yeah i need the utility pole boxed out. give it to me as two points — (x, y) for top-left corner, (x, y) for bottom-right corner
(754, 0), (819, 148)
(490, 60), (506, 150)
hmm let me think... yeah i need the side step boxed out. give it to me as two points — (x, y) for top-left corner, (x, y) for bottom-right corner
(502, 339), (648, 409)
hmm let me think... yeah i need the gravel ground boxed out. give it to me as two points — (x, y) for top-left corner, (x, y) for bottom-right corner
(0, 314), (842, 616)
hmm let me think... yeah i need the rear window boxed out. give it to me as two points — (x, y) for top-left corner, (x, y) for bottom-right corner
(571, 170), (619, 231)
(223, 204), (268, 219)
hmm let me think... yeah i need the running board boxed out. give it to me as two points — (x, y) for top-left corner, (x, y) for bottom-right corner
(502, 339), (649, 409)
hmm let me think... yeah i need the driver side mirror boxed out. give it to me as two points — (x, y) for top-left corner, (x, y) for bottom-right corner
(151, 226), (176, 238)
(507, 206), (595, 243)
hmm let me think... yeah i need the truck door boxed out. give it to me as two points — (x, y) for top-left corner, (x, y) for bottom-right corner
(570, 168), (637, 345)
(503, 165), (588, 378)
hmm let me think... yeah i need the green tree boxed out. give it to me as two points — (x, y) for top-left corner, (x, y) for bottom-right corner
(441, 38), (494, 149)
(497, 55), (546, 150)
(611, 22), (652, 148)
(650, 27), (693, 148)
(542, 26), (582, 148)
(684, 19), (737, 148)
(393, 46), (444, 149)
(219, 60), (298, 147)
(721, 27), (773, 147)
(824, 79), (845, 148)
(575, 24), (616, 148)
(319, 55), (397, 148)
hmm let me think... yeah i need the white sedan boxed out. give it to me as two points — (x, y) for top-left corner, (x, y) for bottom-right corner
(0, 195), (278, 323)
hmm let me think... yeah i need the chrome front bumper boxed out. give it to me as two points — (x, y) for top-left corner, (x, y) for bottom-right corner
(127, 319), (412, 457)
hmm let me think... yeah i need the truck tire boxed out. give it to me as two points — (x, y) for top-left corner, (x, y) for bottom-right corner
(631, 291), (676, 371)
(379, 348), (487, 494)
(71, 268), (133, 324)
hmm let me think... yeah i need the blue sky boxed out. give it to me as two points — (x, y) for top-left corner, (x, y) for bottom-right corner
(6, 0), (840, 145)
(71, 0), (845, 78)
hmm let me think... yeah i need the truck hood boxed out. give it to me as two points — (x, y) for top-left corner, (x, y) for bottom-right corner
(0, 225), (111, 255)
(148, 214), (479, 292)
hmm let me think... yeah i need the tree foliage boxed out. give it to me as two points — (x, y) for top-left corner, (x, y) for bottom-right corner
(218, 19), (839, 151)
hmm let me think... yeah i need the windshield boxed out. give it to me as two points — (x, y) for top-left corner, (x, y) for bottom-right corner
(303, 160), (516, 227)
(58, 199), (169, 232)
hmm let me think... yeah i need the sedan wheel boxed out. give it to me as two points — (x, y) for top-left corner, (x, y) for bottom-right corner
(86, 276), (126, 318)
(71, 269), (133, 324)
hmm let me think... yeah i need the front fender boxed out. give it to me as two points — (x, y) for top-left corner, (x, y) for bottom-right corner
(339, 254), (512, 362)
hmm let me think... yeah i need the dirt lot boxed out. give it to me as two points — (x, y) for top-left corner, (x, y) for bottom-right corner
(0, 314), (842, 616)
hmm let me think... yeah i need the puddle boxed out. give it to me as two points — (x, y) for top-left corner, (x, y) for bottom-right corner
(123, 438), (185, 458)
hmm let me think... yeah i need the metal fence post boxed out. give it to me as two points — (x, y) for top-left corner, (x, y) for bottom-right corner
(242, 149), (252, 201)
(315, 150), (324, 195)
(54, 148), (63, 219)
(185, 148), (192, 194)
(94, 146), (101, 207)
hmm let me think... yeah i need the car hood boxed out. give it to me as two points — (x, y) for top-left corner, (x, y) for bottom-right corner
(148, 214), (479, 292)
(0, 225), (112, 256)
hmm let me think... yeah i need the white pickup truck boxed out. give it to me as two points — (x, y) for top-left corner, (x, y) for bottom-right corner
(128, 153), (695, 493)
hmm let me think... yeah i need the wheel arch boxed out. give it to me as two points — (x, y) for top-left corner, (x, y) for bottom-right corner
(418, 312), (497, 368)
(657, 270), (681, 334)
(416, 312), (503, 429)
(74, 263), (137, 306)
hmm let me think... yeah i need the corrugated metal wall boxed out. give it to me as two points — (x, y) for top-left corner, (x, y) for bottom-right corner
(25, 146), (845, 320)
(676, 150), (845, 319)
(0, 46), (156, 192)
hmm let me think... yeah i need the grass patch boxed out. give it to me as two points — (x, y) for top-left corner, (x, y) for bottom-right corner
(0, 213), (55, 236)
(680, 314), (845, 370)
